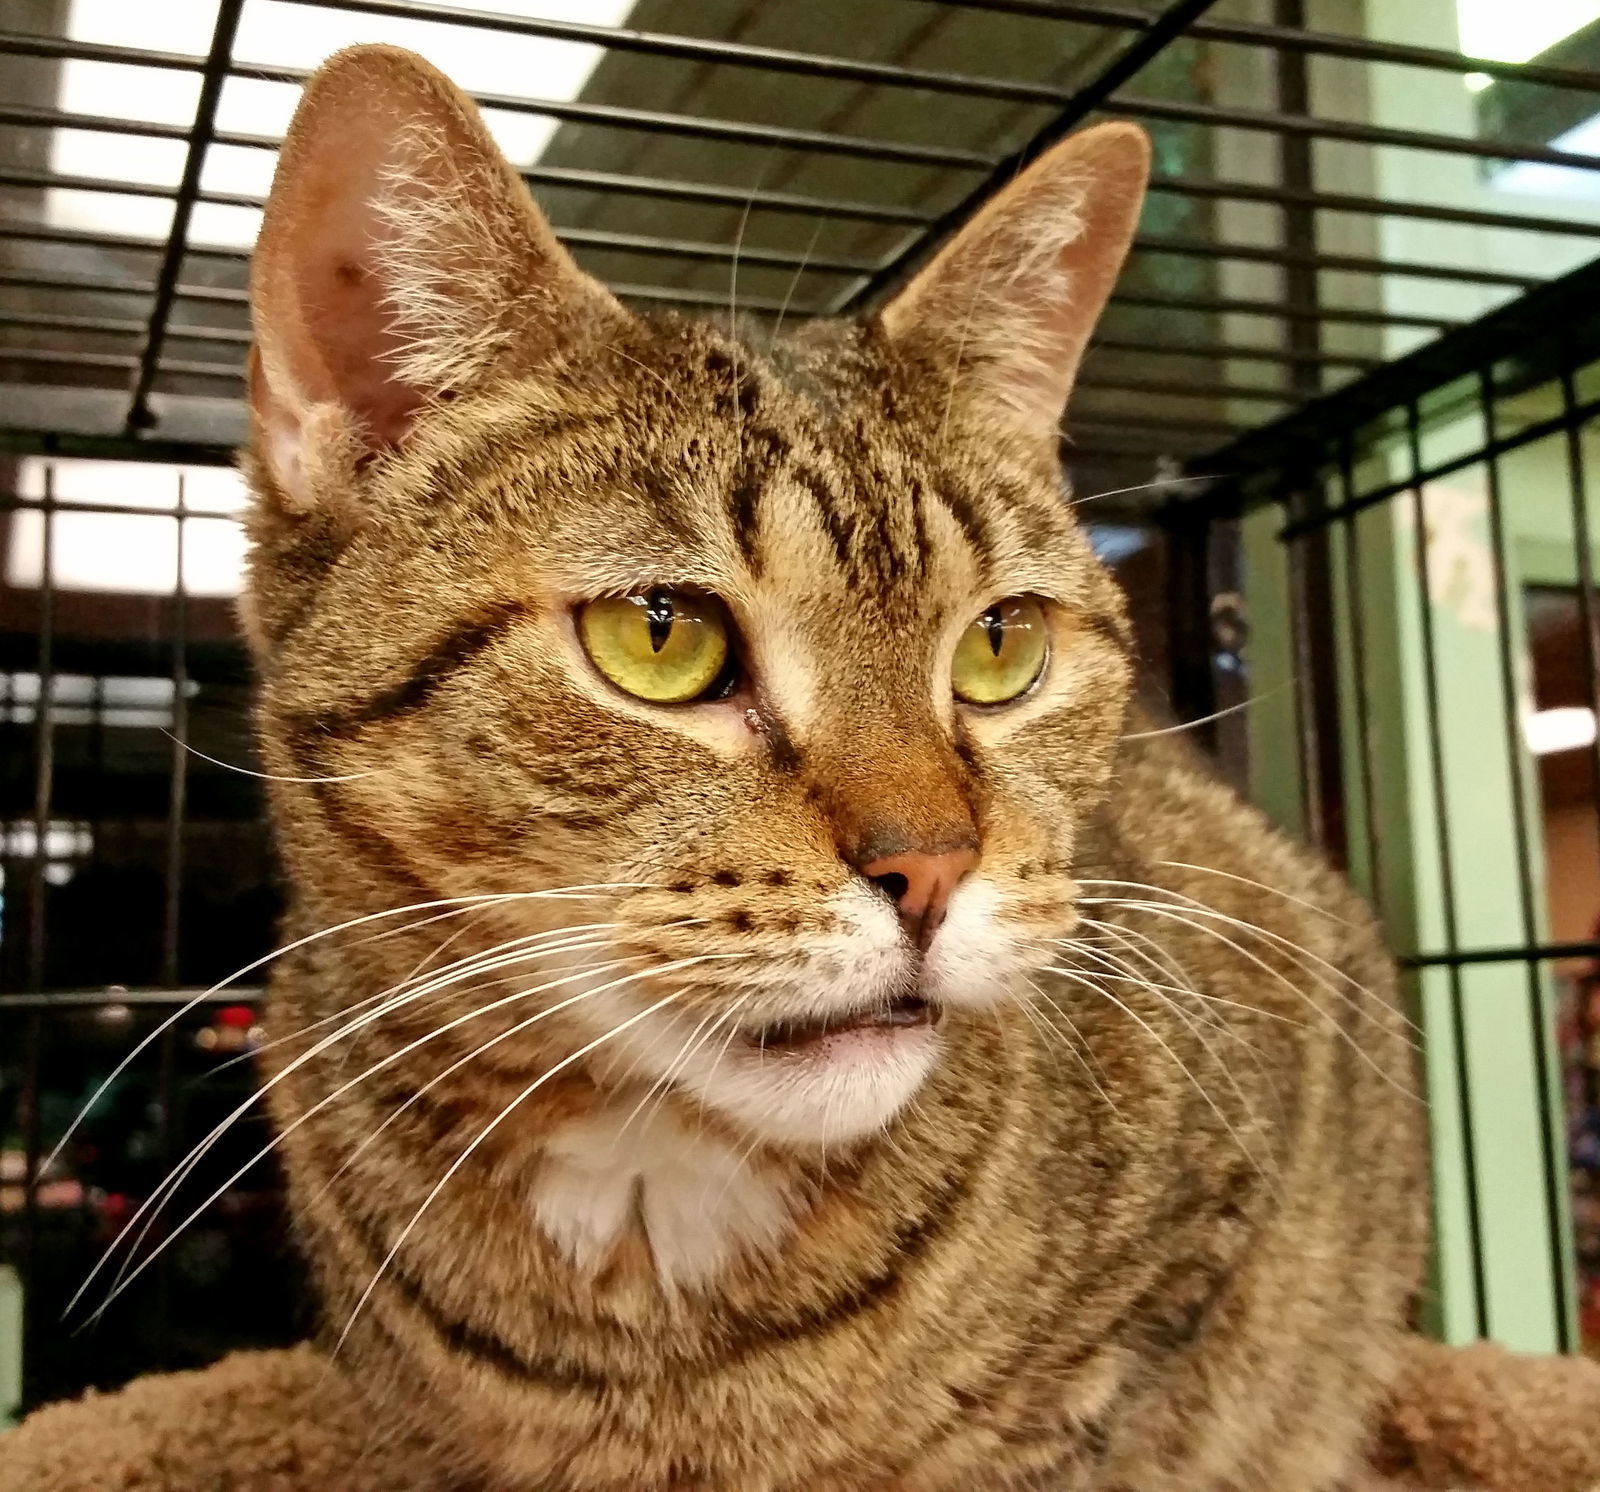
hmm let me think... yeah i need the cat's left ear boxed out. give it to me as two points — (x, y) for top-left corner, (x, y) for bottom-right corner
(876, 122), (1149, 443)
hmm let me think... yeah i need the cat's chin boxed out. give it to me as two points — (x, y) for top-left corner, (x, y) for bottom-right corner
(680, 1017), (943, 1146)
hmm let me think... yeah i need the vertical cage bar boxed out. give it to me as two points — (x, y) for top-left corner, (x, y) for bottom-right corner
(1284, 480), (1348, 862)
(1478, 366), (1576, 1350)
(155, 477), (191, 1355)
(1284, 513), (1322, 848)
(19, 465), (57, 1411)
(162, 478), (189, 987)
(1335, 435), (1384, 901)
(1405, 401), (1488, 1339)
(1165, 502), (1219, 745)
(1558, 364), (1600, 887)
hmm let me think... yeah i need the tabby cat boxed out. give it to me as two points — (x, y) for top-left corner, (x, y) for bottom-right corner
(11, 43), (1432, 1492)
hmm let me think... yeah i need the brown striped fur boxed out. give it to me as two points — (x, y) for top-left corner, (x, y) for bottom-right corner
(11, 43), (1457, 1492)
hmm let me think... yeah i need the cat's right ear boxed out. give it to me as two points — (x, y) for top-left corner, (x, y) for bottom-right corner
(249, 44), (629, 511)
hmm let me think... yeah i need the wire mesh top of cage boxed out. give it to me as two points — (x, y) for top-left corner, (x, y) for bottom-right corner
(6, 0), (1600, 504)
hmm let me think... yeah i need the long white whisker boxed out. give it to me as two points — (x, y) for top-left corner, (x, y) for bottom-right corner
(634, 996), (754, 1159)
(1052, 939), (1274, 1136)
(335, 987), (686, 1351)
(1040, 963), (1274, 1185)
(232, 921), (635, 1072)
(321, 959), (747, 1202)
(44, 884), (650, 1175)
(1086, 900), (1419, 1101)
(1122, 694), (1267, 742)
(617, 999), (734, 1146)
(1019, 977), (1124, 1123)
(1152, 860), (1356, 927)
(770, 220), (822, 346)
(159, 727), (375, 784)
(1063, 925), (1306, 1032)
(1075, 878), (1422, 1038)
(90, 952), (739, 1323)
(81, 941), (643, 1317)
(1069, 472), (1215, 508)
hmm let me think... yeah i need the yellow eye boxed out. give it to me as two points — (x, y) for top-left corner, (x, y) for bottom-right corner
(952, 596), (1049, 705)
(578, 590), (733, 704)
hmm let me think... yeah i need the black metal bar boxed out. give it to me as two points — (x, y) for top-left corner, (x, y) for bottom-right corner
(1162, 503), (1219, 745)
(1558, 363), (1600, 892)
(0, 310), (144, 339)
(1402, 399), (1487, 1339)
(561, 227), (874, 274)
(0, 32), (995, 169)
(123, 0), (243, 438)
(521, 168), (934, 227)
(1478, 366), (1576, 1351)
(1154, 175), (1600, 241)
(1334, 435), (1383, 900)
(1135, 234), (1538, 290)
(1111, 288), (1452, 331)
(928, 0), (1600, 94)
(0, 350), (240, 382)
(1278, 387), (1600, 538)
(1402, 940), (1600, 969)
(10, 33), (1600, 237)
(608, 282), (810, 315)
(289, 0), (1213, 106)
(1091, 334), (1379, 370)
(1284, 491), (1347, 860)
(0, 311), (249, 348)
(0, 491), (239, 520)
(0, 222), (172, 257)
(1194, 254), (1600, 488)
(0, 988), (265, 1011)
(1120, 94), (1600, 175)
(1073, 413), (1241, 438)
(0, 101), (204, 141)
(0, 164), (256, 209)
(0, 429), (236, 465)
(0, 102), (943, 227)
(162, 477), (189, 988)
(154, 477), (192, 1347)
(835, 0), (1223, 313)
(0, 349), (138, 372)
(1076, 374), (1292, 403)
(288, 0), (1600, 179)
(18, 465), (57, 1410)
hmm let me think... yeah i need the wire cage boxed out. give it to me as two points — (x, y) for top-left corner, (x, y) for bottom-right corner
(1185, 256), (1600, 1355)
(4, 0), (1600, 1420)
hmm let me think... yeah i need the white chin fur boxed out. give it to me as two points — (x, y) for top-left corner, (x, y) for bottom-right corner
(676, 1025), (942, 1145)
(590, 878), (1020, 1147)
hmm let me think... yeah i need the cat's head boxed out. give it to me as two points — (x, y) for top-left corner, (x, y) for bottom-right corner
(244, 46), (1148, 1149)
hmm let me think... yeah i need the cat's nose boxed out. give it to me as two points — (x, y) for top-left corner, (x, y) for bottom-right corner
(859, 846), (980, 951)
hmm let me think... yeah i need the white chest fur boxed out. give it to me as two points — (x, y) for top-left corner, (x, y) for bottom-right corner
(530, 1105), (797, 1287)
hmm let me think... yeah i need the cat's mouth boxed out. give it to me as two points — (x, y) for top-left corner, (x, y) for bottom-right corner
(745, 994), (938, 1054)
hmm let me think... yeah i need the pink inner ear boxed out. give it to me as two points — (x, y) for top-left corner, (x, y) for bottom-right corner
(289, 180), (425, 449)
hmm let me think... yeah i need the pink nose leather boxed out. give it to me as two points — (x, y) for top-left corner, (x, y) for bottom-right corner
(859, 847), (980, 951)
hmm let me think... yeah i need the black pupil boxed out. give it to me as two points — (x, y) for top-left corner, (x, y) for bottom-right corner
(644, 590), (675, 654)
(982, 607), (1005, 658)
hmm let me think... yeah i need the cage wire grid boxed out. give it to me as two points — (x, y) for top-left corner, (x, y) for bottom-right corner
(3, 0), (1600, 488)
(3, 0), (1600, 1410)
